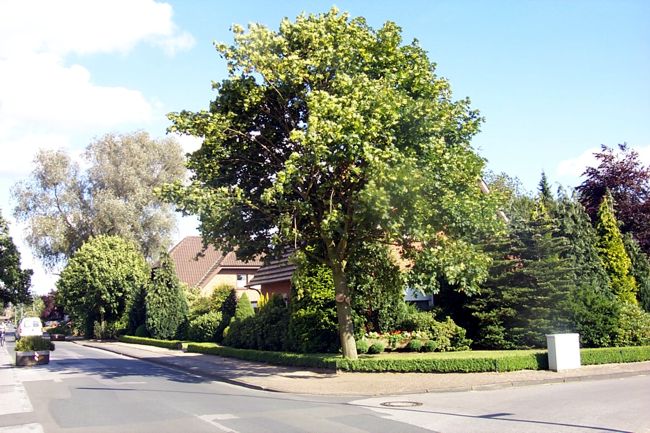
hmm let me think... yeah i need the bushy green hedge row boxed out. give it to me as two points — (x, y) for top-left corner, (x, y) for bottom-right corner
(118, 335), (183, 350)
(186, 342), (337, 369)
(581, 346), (650, 365)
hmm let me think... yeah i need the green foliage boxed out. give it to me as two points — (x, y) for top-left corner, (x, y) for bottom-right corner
(356, 339), (369, 354)
(348, 243), (407, 333)
(571, 286), (620, 347)
(407, 339), (423, 352)
(595, 193), (638, 304)
(580, 346), (650, 365)
(368, 342), (386, 354)
(12, 132), (186, 268)
(146, 252), (188, 340)
(224, 294), (289, 351)
(187, 311), (222, 342)
(118, 335), (183, 350)
(613, 303), (650, 346)
(56, 235), (150, 337)
(233, 292), (255, 321)
(216, 288), (238, 342)
(399, 311), (472, 351)
(134, 324), (149, 338)
(623, 234), (650, 311)
(15, 336), (55, 352)
(0, 211), (32, 305)
(422, 340), (437, 352)
(468, 199), (575, 349)
(127, 284), (147, 335)
(162, 8), (503, 359)
(288, 252), (339, 353)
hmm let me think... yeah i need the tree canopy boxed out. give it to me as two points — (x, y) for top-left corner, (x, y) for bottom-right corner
(162, 9), (503, 358)
(12, 131), (186, 269)
(0, 210), (32, 305)
(56, 235), (150, 337)
(576, 144), (650, 253)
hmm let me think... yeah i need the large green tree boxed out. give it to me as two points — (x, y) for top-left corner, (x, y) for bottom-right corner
(0, 210), (32, 305)
(56, 235), (150, 337)
(12, 131), (186, 269)
(146, 252), (188, 340)
(162, 9), (502, 358)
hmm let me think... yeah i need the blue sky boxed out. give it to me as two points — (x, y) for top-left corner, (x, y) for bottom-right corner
(1, 0), (648, 293)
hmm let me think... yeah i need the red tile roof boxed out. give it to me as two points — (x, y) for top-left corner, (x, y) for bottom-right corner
(169, 236), (263, 288)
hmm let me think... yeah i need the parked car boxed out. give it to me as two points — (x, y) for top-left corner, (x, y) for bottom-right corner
(16, 317), (43, 340)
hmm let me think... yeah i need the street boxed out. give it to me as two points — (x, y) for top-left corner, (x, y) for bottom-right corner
(1, 338), (649, 433)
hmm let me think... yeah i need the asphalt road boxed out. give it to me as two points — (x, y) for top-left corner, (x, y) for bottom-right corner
(2, 339), (649, 433)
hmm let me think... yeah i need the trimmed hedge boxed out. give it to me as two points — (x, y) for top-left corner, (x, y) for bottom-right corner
(120, 338), (650, 373)
(581, 346), (650, 365)
(118, 335), (183, 350)
(187, 343), (338, 370)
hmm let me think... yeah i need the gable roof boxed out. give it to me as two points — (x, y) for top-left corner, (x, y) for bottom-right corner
(169, 236), (263, 288)
(247, 250), (296, 287)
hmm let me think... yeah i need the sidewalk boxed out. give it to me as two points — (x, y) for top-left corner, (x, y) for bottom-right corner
(75, 340), (650, 396)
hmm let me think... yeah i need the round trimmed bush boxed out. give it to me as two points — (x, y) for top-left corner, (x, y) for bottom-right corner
(356, 339), (369, 354)
(368, 342), (385, 354)
(407, 339), (423, 352)
(188, 311), (222, 342)
(422, 340), (438, 352)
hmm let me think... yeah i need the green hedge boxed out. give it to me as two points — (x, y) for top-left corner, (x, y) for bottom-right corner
(581, 346), (650, 365)
(187, 343), (338, 369)
(337, 352), (548, 373)
(118, 335), (183, 350)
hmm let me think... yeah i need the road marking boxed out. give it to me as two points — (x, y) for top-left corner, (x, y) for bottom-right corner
(198, 414), (241, 432)
(0, 423), (44, 433)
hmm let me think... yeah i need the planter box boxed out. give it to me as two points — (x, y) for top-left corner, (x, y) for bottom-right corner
(16, 350), (50, 367)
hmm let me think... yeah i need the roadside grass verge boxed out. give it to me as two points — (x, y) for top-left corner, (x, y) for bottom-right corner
(120, 336), (650, 373)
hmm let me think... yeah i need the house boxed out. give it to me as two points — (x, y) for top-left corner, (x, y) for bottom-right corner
(247, 248), (433, 307)
(169, 236), (263, 302)
(245, 251), (296, 300)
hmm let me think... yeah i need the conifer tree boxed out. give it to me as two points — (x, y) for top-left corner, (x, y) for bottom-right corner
(233, 293), (255, 322)
(469, 199), (574, 349)
(623, 234), (650, 312)
(595, 192), (638, 304)
(146, 252), (188, 340)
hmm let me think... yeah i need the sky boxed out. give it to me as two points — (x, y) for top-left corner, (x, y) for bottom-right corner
(1, 0), (649, 295)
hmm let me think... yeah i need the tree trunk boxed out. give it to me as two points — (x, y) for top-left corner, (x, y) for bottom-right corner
(331, 261), (358, 360)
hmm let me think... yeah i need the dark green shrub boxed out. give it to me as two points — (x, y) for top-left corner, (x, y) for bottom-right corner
(368, 342), (385, 354)
(16, 336), (55, 352)
(400, 312), (471, 351)
(216, 289), (238, 342)
(289, 254), (339, 353)
(407, 339), (423, 352)
(146, 252), (188, 340)
(134, 324), (149, 337)
(422, 340), (437, 352)
(356, 339), (369, 354)
(255, 294), (289, 351)
(223, 316), (257, 349)
(188, 311), (222, 342)
(93, 320), (117, 339)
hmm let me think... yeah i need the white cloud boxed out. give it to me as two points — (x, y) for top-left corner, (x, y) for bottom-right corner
(0, 0), (195, 177)
(555, 144), (650, 184)
(170, 133), (204, 154)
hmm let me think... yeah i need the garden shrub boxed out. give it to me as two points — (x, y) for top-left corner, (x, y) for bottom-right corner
(119, 335), (183, 350)
(399, 311), (471, 351)
(368, 342), (385, 354)
(255, 295), (290, 351)
(93, 320), (117, 340)
(422, 340), (437, 352)
(188, 311), (222, 342)
(134, 324), (149, 337)
(356, 339), (369, 354)
(234, 292), (255, 321)
(407, 339), (423, 352)
(146, 252), (188, 340)
(16, 336), (55, 352)
(613, 303), (650, 346)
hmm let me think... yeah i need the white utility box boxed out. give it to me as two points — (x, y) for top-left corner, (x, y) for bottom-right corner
(546, 333), (581, 371)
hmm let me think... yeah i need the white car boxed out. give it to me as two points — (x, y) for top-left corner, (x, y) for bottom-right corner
(17, 317), (43, 340)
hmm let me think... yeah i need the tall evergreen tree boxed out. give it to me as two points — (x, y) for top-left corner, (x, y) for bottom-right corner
(623, 233), (650, 312)
(146, 252), (188, 340)
(595, 192), (638, 304)
(468, 200), (575, 349)
(538, 171), (554, 207)
(554, 193), (618, 347)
